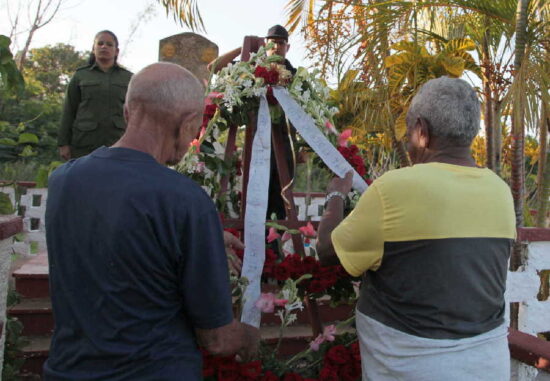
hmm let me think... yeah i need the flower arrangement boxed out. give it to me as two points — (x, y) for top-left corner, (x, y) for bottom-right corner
(176, 44), (369, 380)
(176, 44), (340, 215)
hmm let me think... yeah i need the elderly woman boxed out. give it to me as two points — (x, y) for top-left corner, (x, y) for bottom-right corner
(58, 30), (133, 160)
(317, 77), (516, 380)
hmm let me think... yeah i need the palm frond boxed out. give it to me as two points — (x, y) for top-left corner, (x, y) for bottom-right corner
(157, 0), (205, 32)
(284, 0), (318, 34)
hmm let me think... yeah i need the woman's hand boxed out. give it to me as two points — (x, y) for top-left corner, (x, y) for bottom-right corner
(327, 170), (353, 194)
(223, 231), (244, 275)
(59, 145), (71, 161)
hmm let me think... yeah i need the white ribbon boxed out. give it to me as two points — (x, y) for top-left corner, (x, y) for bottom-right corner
(240, 94), (271, 327)
(240, 87), (369, 326)
(273, 87), (368, 193)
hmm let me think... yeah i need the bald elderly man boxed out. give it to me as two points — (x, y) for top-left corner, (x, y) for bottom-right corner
(45, 63), (259, 380)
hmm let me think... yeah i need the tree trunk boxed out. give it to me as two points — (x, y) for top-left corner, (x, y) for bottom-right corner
(482, 21), (495, 170)
(493, 100), (503, 175)
(15, 0), (63, 71)
(510, 0), (530, 229)
(17, 25), (38, 70)
(536, 114), (550, 227)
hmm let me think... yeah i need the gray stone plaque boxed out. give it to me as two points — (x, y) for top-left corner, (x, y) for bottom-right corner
(159, 33), (218, 83)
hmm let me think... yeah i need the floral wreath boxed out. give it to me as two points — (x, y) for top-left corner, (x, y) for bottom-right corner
(176, 45), (370, 380)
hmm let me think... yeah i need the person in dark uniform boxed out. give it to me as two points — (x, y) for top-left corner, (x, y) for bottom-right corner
(208, 25), (301, 219)
(58, 30), (133, 160)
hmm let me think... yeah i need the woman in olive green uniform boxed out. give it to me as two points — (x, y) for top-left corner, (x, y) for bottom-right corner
(58, 30), (133, 159)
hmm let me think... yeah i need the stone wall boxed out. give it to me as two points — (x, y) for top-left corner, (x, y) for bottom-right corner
(0, 215), (23, 374)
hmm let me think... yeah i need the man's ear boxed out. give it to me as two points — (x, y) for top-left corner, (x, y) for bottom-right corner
(123, 104), (129, 123)
(286, 43), (290, 54)
(417, 118), (430, 148)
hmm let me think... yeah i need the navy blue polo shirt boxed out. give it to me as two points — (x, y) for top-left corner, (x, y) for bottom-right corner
(44, 147), (233, 380)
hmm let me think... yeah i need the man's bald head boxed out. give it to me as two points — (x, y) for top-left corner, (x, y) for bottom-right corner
(126, 62), (204, 125)
(121, 62), (205, 165)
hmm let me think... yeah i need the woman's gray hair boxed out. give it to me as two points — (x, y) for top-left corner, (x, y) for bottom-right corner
(406, 77), (480, 146)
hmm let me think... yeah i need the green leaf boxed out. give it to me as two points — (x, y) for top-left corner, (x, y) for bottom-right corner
(0, 138), (17, 146)
(265, 221), (290, 231)
(0, 35), (11, 48)
(441, 56), (465, 77)
(17, 133), (39, 145)
(18, 145), (36, 157)
(0, 192), (15, 214)
(394, 110), (408, 141)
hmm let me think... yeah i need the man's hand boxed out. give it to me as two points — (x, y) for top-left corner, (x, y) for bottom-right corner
(236, 323), (261, 362)
(327, 170), (353, 194)
(59, 145), (71, 161)
(195, 319), (260, 360)
(223, 231), (244, 275)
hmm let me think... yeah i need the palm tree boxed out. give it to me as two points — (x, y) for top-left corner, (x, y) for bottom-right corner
(509, 0), (530, 228)
(157, 0), (205, 32)
(287, 0), (549, 203)
(535, 110), (549, 228)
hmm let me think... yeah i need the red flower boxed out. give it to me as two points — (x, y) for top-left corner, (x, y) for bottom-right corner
(254, 66), (269, 79)
(282, 373), (304, 381)
(307, 279), (326, 293)
(298, 221), (317, 238)
(337, 145), (366, 179)
(274, 262), (291, 281)
(341, 364), (361, 381)
(265, 248), (278, 263)
(204, 103), (218, 118)
(318, 367), (339, 381)
(261, 371), (280, 381)
(302, 256), (319, 274)
(202, 103), (218, 128)
(267, 227), (281, 243)
(286, 254), (305, 279)
(239, 360), (262, 379)
(217, 358), (240, 381)
(325, 345), (351, 366)
(202, 351), (216, 377)
(349, 341), (361, 362)
(338, 129), (352, 147)
(266, 69), (280, 85)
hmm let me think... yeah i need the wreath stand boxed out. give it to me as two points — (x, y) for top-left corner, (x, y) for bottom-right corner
(219, 36), (323, 337)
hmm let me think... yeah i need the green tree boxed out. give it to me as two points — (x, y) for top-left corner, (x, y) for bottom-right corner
(0, 43), (88, 167)
(22, 43), (87, 95)
(0, 35), (24, 93)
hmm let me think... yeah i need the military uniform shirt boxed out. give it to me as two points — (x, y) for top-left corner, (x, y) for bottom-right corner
(59, 63), (133, 158)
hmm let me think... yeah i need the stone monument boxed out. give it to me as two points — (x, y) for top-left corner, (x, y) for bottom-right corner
(159, 33), (218, 83)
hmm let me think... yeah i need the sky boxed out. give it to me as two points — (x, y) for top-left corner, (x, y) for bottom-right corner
(0, 0), (311, 73)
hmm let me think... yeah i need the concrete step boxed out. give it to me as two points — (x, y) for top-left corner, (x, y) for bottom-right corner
(19, 335), (50, 377)
(13, 252), (49, 298)
(8, 298), (53, 336)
